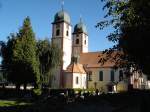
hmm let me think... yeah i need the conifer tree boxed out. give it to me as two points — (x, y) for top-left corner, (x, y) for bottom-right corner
(12, 17), (40, 89)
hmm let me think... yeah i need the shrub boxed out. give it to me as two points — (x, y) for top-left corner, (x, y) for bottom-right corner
(33, 88), (42, 96)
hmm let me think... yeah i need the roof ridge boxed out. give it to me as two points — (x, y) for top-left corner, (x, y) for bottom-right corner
(77, 63), (85, 74)
(80, 51), (103, 54)
(76, 63), (82, 73)
(72, 63), (75, 73)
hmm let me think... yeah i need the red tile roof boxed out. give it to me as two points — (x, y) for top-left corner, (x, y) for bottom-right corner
(79, 52), (115, 68)
(65, 63), (86, 74)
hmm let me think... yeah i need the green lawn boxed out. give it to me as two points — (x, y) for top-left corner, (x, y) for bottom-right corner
(0, 100), (31, 107)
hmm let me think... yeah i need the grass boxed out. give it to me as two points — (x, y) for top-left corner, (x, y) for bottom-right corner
(0, 99), (31, 107)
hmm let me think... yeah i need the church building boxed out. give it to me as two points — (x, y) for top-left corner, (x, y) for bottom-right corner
(50, 8), (150, 92)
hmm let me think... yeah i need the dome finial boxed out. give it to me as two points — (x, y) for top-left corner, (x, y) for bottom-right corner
(73, 17), (87, 34)
(80, 14), (82, 23)
(61, 0), (64, 11)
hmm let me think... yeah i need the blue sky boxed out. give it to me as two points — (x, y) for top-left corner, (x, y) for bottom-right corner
(0, 0), (114, 52)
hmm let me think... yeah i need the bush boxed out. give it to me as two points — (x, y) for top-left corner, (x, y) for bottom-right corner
(33, 88), (42, 96)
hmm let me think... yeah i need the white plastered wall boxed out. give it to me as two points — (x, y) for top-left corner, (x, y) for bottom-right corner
(51, 22), (72, 88)
(73, 73), (87, 89)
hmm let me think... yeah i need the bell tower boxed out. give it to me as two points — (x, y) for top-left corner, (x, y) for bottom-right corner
(51, 2), (72, 88)
(51, 10), (72, 70)
(72, 18), (88, 57)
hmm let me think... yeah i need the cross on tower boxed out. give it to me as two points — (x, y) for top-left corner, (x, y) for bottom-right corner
(80, 14), (83, 23)
(61, 0), (64, 11)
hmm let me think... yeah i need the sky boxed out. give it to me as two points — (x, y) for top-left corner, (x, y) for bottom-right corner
(0, 0), (114, 53)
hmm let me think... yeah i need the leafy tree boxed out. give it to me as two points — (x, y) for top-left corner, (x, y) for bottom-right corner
(36, 39), (62, 87)
(97, 0), (150, 76)
(0, 17), (40, 90)
(0, 35), (16, 84)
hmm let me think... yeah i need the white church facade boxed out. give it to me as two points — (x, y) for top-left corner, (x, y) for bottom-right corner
(50, 9), (150, 92)
(51, 9), (88, 89)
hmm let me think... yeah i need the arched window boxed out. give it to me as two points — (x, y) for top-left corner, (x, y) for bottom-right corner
(110, 70), (115, 81)
(88, 71), (92, 81)
(66, 30), (69, 36)
(56, 29), (60, 36)
(99, 71), (103, 81)
(119, 70), (123, 81)
(76, 77), (79, 84)
(76, 39), (79, 44)
(84, 40), (86, 45)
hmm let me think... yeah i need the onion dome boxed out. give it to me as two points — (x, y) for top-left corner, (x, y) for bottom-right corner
(53, 10), (71, 24)
(73, 21), (87, 34)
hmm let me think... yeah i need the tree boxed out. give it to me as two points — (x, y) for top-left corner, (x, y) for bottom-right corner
(0, 35), (16, 84)
(36, 39), (62, 87)
(0, 17), (40, 90)
(14, 17), (40, 89)
(96, 0), (150, 76)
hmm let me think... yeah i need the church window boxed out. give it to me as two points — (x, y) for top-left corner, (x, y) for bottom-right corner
(88, 71), (92, 81)
(84, 40), (86, 45)
(77, 34), (79, 37)
(99, 71), (103, 81)
(56, 29), (60, 36)
(76, 39), (79, 44)
(119, 70), (123, 81)
(110, 70), (115, 81)
(76, 77), (79, 84)
(66, 30), (69, 36)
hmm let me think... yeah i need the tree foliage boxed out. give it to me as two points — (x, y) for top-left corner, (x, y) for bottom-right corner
(0, 35), (16, 82)
(0, 17), (40, 89)
(36, 39), (62, 87)
(0, 17), (62, 89)
(97, 0), (150, 75)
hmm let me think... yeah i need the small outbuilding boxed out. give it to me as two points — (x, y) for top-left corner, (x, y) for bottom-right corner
(64, 62), (87, 89)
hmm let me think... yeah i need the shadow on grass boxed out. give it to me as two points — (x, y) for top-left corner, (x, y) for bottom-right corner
(0, 99), (33, 112)
(1, 88), (150, 112)
(0, 105), (31, 112)
(24, 90), (150, 112)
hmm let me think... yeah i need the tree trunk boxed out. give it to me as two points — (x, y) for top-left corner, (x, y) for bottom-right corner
(24, 83), (27, 91)
(16, 84), (20, 90)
